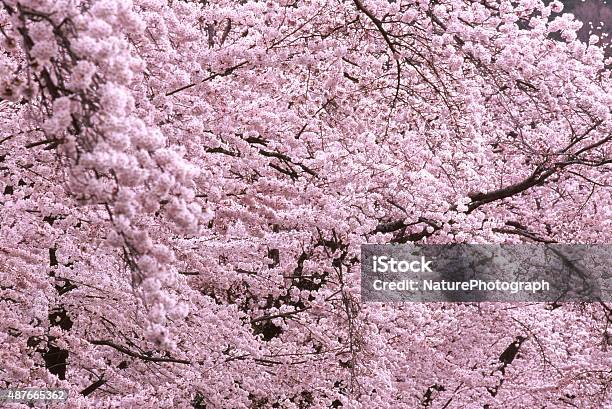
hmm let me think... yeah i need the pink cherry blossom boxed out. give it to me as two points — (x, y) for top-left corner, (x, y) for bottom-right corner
(0, 0), (611, 408)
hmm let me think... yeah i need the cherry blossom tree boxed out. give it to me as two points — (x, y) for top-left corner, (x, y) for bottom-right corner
(558, 0), (611, 58)
(0, 0), (610, 407)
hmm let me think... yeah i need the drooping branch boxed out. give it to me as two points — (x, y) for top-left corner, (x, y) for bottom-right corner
(351, 0), (401, 104)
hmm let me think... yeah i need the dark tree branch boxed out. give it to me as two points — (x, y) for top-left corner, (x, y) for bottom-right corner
(89, 340), (191, 365)
(165, 61), (248, 97)
(80, 378), (107, 397)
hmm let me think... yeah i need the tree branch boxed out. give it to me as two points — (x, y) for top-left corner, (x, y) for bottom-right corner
(89, 340), (191, 365)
